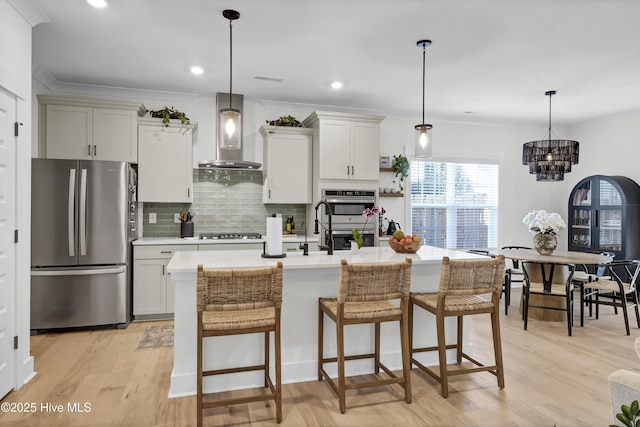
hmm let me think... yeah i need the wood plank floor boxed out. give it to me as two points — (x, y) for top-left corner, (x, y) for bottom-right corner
(1, 289), (638, 426)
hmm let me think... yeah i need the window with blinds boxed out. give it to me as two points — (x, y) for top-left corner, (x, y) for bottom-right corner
(410, 160), (499, 249)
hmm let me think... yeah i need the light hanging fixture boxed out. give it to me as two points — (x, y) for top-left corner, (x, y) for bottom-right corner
(219, 9), (241, 150)
(415, 40), (433, 158)
(522, 90), (579, 182)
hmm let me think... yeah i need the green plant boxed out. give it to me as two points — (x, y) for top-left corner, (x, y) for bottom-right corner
(149, 106), (190, 127)
(610, 399), (640, 427)
(265, 115), (303, 127)
(392, 154), (410, 192)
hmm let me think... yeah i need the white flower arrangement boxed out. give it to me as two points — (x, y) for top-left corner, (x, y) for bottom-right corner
(522, 210), (566, 235)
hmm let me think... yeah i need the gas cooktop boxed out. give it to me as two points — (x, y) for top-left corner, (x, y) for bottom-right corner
(199, 232), (262, 240)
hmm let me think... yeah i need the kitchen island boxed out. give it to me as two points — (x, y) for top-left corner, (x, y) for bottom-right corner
(166, 245), (485, 397)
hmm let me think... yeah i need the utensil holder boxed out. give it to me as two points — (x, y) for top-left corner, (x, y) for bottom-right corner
(180, 222), (194, 238)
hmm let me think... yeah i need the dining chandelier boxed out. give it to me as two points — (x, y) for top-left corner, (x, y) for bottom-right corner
(414, 40), (433, 158)
(522, 90), (579, 182)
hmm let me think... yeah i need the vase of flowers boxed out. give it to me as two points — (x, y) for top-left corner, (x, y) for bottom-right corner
(522, 210), (566, 255)
(352, 206), (385, 249)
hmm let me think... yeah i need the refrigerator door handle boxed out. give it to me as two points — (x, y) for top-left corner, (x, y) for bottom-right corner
(31, 266), (126, 276)
(79, 168), (88, 256)
(68, 168), (76, 257)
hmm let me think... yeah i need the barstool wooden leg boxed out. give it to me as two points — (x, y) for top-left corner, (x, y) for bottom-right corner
(275, 314), (282, 423)
(436, 313), (448, 397)
(318, 298), (324, 381)
(456, 316), (463, 364)
(337, 318), (346, 414)
(491, 307), (505, 389)
(197, 313), (203, 427)
(400, 301), (412, 404)
(374, 322), (381, 374)
(264, 331), (270, 388)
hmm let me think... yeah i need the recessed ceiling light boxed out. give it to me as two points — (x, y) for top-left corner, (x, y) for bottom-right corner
(190, 66), (204, 75)
(87, 0), (107, 8)
(331, 81), (343, 89)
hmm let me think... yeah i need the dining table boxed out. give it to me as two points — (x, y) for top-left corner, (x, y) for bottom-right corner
(489, 248), (613, 321)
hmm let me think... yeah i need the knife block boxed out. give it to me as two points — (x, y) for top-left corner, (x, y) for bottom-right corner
(180, 222), (194, 238)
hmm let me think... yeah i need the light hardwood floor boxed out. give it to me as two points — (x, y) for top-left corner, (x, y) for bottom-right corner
(1, 289), (637, 426)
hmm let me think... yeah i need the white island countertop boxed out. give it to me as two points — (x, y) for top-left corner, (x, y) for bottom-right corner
(167, 245), (483, 273)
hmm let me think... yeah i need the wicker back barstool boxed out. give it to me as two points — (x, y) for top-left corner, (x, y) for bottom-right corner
(196, 262), (284, 425)
(318, 258), (413, 414)
(409, 255), (506, 397)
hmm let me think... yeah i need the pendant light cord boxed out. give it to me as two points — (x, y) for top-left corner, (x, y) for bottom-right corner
(229, 18), (233, 109)
(547, 91), (552, 141)
(421, 44), (426, 126)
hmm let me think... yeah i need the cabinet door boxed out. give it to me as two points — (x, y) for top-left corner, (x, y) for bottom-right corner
(263, 132), (312, 203)
(138, 125), (193, 203)
(133, 259), (167, 316)
(597, 179), (623, 253)
(45, 105), (92, 159)
(318, 119), (350, 179)
(93, 108), (138, 162)
(351, 122), (380, 180)
(570, 179), (593, 250)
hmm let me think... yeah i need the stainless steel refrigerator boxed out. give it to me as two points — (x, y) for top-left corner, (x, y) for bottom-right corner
(30, 159), (138, 330)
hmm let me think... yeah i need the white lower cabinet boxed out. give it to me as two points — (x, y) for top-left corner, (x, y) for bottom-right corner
(133, 244), (197, 318)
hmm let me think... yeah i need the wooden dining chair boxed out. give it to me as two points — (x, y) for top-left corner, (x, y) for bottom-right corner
(318, 258), (413, 414)
(409, 255), (506, 398)
(196, 262), (284, 425)
(521, 261), (576, 336)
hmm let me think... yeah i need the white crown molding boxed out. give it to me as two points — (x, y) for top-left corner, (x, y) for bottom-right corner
(32, 64), (200, 103)
(7, 0), (49, 27)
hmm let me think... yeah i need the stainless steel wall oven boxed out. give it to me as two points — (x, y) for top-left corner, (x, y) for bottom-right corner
(320, 189), (377, 250)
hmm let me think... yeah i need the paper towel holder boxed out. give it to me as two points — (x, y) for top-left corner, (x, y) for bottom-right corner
(261, 241), (287, 258)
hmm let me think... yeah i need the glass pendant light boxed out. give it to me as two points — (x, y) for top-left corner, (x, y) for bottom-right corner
(415, 40), (433, 158)
(219, 9), (241, 150)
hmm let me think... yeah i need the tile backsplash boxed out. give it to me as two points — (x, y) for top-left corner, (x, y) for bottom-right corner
(142, 169), (307, 237)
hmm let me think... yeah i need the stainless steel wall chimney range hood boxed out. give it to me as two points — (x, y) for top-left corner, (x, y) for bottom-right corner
(197, 93), (261, 169)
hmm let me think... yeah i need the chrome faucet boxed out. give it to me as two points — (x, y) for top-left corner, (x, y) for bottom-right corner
(314, 200), (333, 255)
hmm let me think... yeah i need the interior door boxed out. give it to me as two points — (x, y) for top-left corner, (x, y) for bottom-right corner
(0, 87), (17, 399)
(79, 160), (128, 265)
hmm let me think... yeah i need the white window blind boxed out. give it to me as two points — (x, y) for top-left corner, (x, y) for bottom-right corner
(410, 160), (499, 249)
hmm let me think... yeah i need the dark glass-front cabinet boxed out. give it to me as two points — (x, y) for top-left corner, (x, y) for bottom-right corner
(568, 175), (640, 259)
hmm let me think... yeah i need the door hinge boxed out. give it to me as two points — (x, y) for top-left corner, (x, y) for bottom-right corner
(14, 336), (18, 350)
(14, 122), (23, 137)
(14, 229), (18, 243)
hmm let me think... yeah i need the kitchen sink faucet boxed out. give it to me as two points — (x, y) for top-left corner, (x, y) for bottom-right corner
(314, 200), (334, 255)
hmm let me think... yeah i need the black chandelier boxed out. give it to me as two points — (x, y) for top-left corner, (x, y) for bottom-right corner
(522, 91), (579, 182)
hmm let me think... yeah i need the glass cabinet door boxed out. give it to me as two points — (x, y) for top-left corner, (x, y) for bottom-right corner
(598, 180), (623, 252)
(570, 180), (592, 249)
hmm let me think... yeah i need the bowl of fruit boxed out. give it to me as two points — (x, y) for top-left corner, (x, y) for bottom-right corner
(388, 231), (421, 253)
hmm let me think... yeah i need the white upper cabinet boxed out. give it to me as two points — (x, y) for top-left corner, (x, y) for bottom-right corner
(303, 111), (383, 181)
(260, 125), (313, 204)
(137, 119), (196, 203)
(38, 96), (145, 162)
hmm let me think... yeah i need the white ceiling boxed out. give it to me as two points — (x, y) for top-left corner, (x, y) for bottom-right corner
(30, 0), (640, 126)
